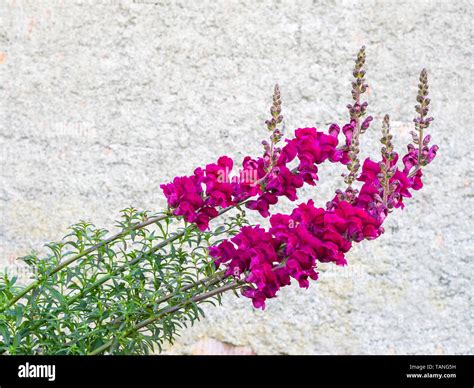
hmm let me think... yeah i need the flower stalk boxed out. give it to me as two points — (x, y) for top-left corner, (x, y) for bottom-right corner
(379, 114), (396, 208)
(344, 46), (373, 187)
(88, 280), (242, 355)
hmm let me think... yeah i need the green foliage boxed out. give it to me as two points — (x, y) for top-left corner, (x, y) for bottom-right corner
(0, 207), (249, 355)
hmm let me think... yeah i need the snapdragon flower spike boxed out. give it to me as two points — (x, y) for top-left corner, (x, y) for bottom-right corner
(211, 135), (438, 309)
(403, 69), (439, 178)
(264, 83), (284, 171)
(210, 197), (386, 309)
(344, 46), (373, 187)
(212, 68), (439, 309)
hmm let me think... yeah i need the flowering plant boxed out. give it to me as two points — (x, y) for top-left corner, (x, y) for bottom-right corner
(0, 47), (437, 354)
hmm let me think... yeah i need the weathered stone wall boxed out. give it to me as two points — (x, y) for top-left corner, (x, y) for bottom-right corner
(1, 0), (472, 354)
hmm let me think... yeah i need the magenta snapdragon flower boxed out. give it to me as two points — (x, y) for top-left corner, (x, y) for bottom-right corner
(161, 53), (438, 309)
(209, 119), (438, 309)
(161, 126), (345, 229)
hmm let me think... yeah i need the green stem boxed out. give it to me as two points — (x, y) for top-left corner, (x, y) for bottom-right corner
(51, 205), (237, 310)
(0, 213), (170, 313)
(104, 272), (226, 329)
(3, 201), (244, 313)
(67, 229), (189, 306)
(21, 237), (226, 337)
(59, 272), (226, 352)
(13, 205), (242, 342)
(88, 281), (240, 355)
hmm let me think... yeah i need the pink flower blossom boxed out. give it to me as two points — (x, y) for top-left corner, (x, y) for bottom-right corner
(210, 198), (387, 309)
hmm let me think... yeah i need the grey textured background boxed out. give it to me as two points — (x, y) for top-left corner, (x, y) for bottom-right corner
(1, 0), (473, 354)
